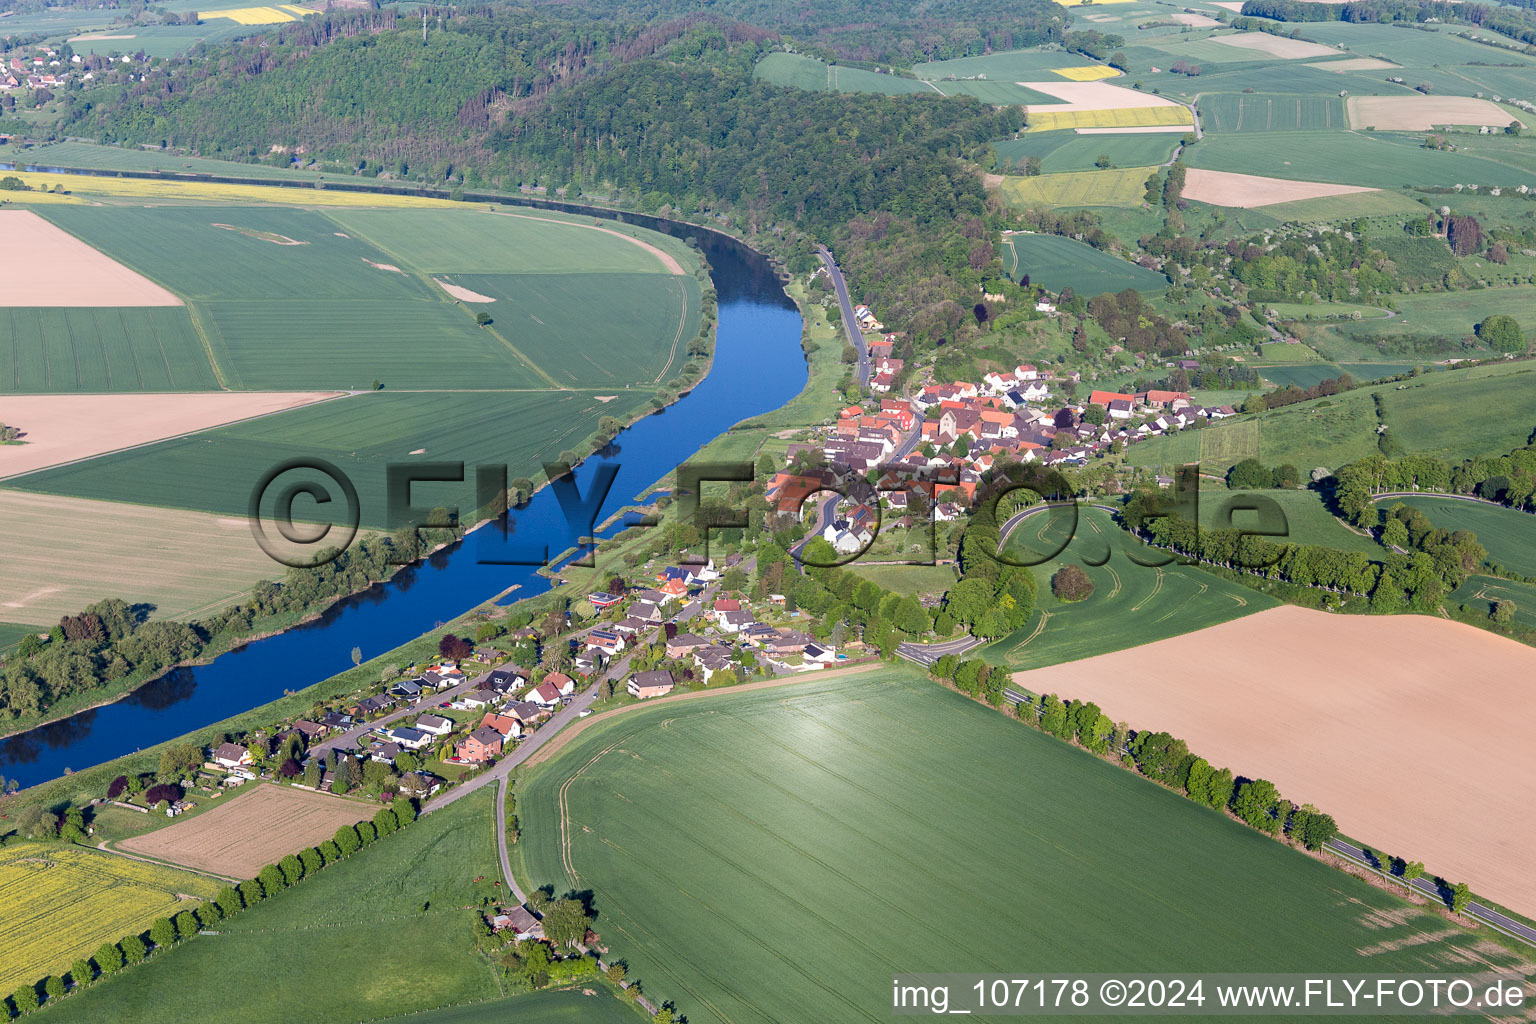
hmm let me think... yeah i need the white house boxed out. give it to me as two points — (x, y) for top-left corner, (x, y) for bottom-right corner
(414, 714), (453, 737)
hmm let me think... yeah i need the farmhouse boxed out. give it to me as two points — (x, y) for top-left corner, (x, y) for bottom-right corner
(628, 670), (676, 699)
(490, 905), (545, 940)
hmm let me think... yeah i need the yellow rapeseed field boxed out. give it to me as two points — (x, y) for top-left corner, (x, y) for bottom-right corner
(1025, 106), (1193, 132)
(3, 170), (468, 209)
(0, 842), (220, 992)
(1051, 65), (1121, 81)
(199, 5), (309, 25)
(0, 189), (88, 205)
(998, 166), (1161, 208)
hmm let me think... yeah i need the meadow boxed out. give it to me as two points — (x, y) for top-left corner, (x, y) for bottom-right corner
(0, 842), (220, 994)
(997, 166), (1159, 209)
(11, 390), (652, 528)
(993, 131), (1179, 173)
(1198, 92), (1345, 133)
(45, 791), (510, 1024)
(1200, 486), (1386, 555)
(6, 140), (357, 182)
(912, 48), (1093, 79)
(512, 667), (1502, 1024)
(1184, 131), (1536, 189)
(1127, 390), (1377, 472)
(1385, 497), (1536, 576)
(1257, 189), (1429, 222)
(753, 53), (940, 96)
(1380, 366), (1536, 458)
(1003, 233), (1167, 295)
(1334, 286), (1536, 351)
(1129, 363), (1536, 472)
(984, 506), (1274, 668)
(0, 307), (219, 392)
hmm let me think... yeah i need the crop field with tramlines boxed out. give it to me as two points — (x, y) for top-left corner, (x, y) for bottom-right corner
(1025, 106), (1191, 133)
(0, 842), (219, 993)
(0, 307), (218, 392)
(984, 506), (1273, 668)
(511, 667), (1511, 1024)
(998, 166), (1159, 209)
(1198, 93), (1344, 133)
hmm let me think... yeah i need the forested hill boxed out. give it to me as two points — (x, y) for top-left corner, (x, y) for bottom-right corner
(64, 7), (1029, 348)
(536, 0), (1065, 63)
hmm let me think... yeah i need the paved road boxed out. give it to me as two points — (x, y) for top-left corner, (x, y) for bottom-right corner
(790, 490), (843, 562)
(309, 670), (492, 757)
(1325, 837), (1536, 948)
(896, 634), (984, 666)
(817, 244), (869, 391)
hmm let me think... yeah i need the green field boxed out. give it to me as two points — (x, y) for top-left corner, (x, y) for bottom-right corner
(0, 307), (220, 392)
(1258, 189), (1431, 222)
(11, 390), (651, 528)
(1198, 93), (1345, 133)
(1129, 363), (1536, 472)
(984, 506), (1275, 667)
(1003, 233), (1167, 296)
(1259, 342), (1323, 363)
(1336, 286), (1536, 350)
(1255, 364), (1350, 389)
(333, 208), (692, 276)
(1128, 391), (1376, 472)
(753, 52), (935, 96)
(1450, 574), (1536, 631)
(912, 48), (1093, 80)
(754, 52), (1062, 104)
(383, 990), (637, 1024)
(998, 166), (1160, 210)
(1202, 487), (1387, 555)
(1381, 366), (1536, 458)
(1385, 496), (1536, 575)
(20, 205), (700, 391)
(45, 792), (510, 1024)
(1300, 21), (1536, 71)
(993, 131), (1180, 174)
(849, 563), (957, 598)
(512, 668), (1510, 1024)
(1186, 131), (1536, 189)
(5, 140), (360, 182)
(437, 273), (700, 387)
(0, 621), (44, 655)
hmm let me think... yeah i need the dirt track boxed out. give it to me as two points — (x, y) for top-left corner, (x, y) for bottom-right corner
(1014, 605), (1536, 913)
(0, 210), (183, 307)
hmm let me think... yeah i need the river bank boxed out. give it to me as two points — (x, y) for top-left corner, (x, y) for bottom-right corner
(0, 203), (805, 788)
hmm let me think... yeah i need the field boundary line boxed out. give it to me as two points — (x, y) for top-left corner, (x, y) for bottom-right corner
(92, 840), (243, 883)
(652, 276), (691, 385)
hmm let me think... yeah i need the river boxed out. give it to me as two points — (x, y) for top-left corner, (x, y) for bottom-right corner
(0, 212), (806, 787)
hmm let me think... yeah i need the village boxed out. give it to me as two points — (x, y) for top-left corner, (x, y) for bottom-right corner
(767, 296), (1240, 557)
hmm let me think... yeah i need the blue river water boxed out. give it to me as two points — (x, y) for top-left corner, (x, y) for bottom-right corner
(0, 220), (806, 786)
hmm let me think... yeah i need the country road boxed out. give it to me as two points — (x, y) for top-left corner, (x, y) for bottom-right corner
(817, 244), (869, 391)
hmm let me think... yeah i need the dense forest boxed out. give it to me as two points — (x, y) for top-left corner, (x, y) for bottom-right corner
(61, 7), (1025, 346)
